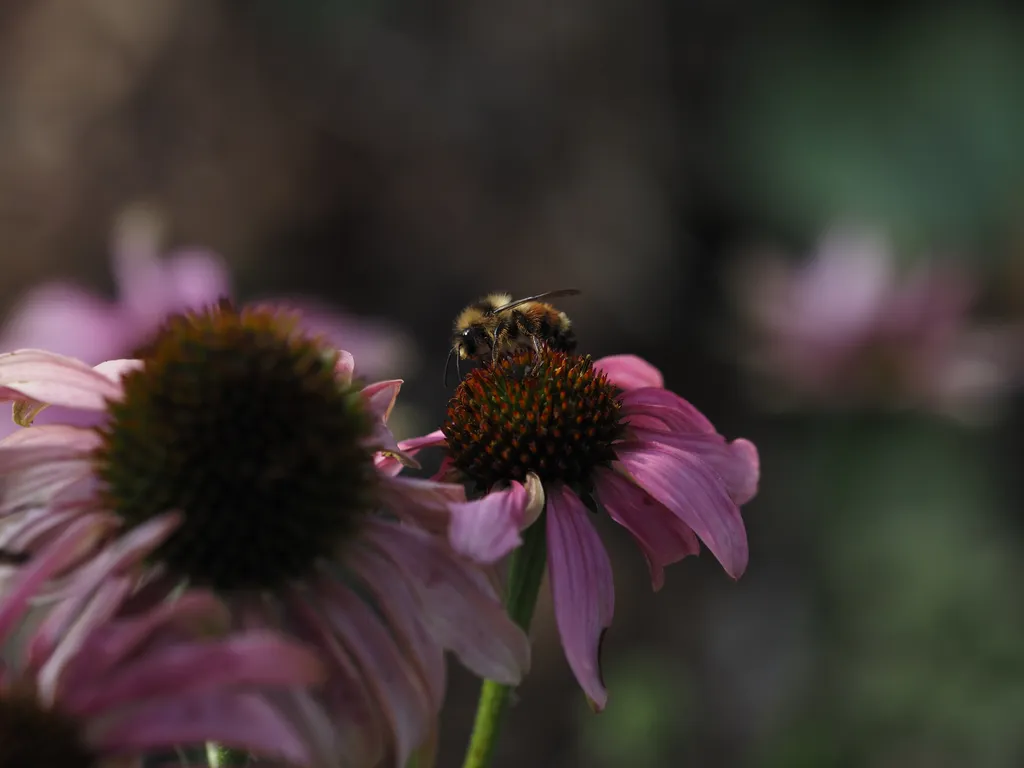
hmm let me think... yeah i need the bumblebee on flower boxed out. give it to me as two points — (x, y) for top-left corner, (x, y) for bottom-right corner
(395, 343), (760, 711)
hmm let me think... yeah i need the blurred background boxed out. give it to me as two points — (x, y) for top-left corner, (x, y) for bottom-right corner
(2, 1), (1024, 766)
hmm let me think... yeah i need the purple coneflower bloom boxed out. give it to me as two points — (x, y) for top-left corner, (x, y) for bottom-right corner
(391, 349), (759, 711)
(0, 205), (411, 438)
(0, 302), (528, 767)
(733, 226), (1010, 417)
(0, 537), (326, 767)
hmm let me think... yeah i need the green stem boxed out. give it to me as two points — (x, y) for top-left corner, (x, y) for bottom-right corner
(461, 516), (548, 768)
(206, 744), (250, 766)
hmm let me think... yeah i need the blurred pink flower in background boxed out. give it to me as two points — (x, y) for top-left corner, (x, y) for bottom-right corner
(0, 204), (415, 438)
(732, 225), (1014, 420)
(0, 559), (325, 766)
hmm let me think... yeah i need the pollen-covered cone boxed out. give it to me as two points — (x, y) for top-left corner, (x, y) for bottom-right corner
(0, 302), (529, 768)
(0, 537), (325, 768)
(398, 349), (759, 711)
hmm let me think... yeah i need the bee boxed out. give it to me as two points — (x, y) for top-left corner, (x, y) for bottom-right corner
(445, 288), (581, 384)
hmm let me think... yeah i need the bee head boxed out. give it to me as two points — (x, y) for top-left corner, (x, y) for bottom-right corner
(454, 326), (491, 360)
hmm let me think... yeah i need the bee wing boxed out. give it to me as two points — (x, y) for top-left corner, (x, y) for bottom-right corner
(489, 289), (582, 314)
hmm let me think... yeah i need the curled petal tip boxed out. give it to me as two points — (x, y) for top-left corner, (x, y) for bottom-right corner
(523, 473), (545, 528)
(379, 449), (422, 471)
(12, 399), (46, 427)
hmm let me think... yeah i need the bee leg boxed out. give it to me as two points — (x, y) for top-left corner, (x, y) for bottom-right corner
(491, 321), (510, 364)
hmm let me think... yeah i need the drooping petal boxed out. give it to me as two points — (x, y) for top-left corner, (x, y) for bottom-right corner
(67, 591), (230, 691)
(87, 691), (312, 765)
(615, 442), (748, 579)
(54, 513), (181, 606)
(593, 467), (699, 591)
(448, 475), (544, 564)
(0, 350), (124, 412)
(0, 425), (101, 474)
(363, 521), (530, 686)
(626, 426), (760, 505)
(594, 354), (664, 390)
(284, 592), (386, 766)
(346, 547), (447, 711)
(545, 484), (615, 711)
(619, 387), (717, 434)
(378, 475), (464, 533)
(0, 464), (95, 517)
(35, 576), (134, 705)
(316, 578), (433, 768)
(29, 575), (136, 683)
(0, 514), (112, 643)
(63, 632), (325, 718)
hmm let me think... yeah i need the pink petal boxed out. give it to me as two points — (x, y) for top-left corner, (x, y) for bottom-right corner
(0, 350), (123, 411)
(594, 354), (664, 390)
(362, 379), (403, 423)
(448, 475), (544, 564)
(593, 468), (699, 591)
(92, 359), (143, 383)
(335, 350), (356, 386)
(54, 513), (181, 606)
(29, 575), (134, 682)
(626, 426), (760, 505)
(398, 430), (449, 456)
(283, 593), (386, 766)
(88, 691), (312, 765)
(0, 425), (100, 474)
(66, 591), (232, 695)
(376, 430), (448, 477)
(378, 475), (464, 533)
(0, 463), (95, 516)
(316, 578), (433, 767)
(64, 631), (325, 718)
(0, 514), (111, 643)
(0, 284), (128, 364)
(286, 298), (415, 379)
(158, 249), (233, 310)
(35, 577), (134, 705)
(620, 387), (717, 434)
(615, 443), (748, 579)
(346, 547), (447, 711)
(546, 484), (615, 711)
(364, 521), (530, 686)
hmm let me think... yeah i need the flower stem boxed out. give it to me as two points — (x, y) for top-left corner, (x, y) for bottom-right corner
(206, 743), (249, 766)
(461, 515), (547, 768)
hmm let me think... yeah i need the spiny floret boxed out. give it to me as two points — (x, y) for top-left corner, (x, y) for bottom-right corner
(95, 301), (376, 591)
(443, 348), (623, 492)
(0, 691), (96, 768)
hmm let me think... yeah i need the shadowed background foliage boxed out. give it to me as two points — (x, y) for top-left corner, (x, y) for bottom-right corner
(2, 1), (1023, 766)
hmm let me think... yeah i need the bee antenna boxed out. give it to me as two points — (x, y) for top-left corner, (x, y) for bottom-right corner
(444, 347), (456, 387)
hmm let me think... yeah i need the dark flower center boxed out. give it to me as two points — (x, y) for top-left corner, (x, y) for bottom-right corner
(443, 348), (623, 492)
(94, 301), (376, 591)
(0, 691), (96, 768)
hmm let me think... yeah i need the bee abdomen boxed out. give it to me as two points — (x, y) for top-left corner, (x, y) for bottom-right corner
(547, 324), (576, 353)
